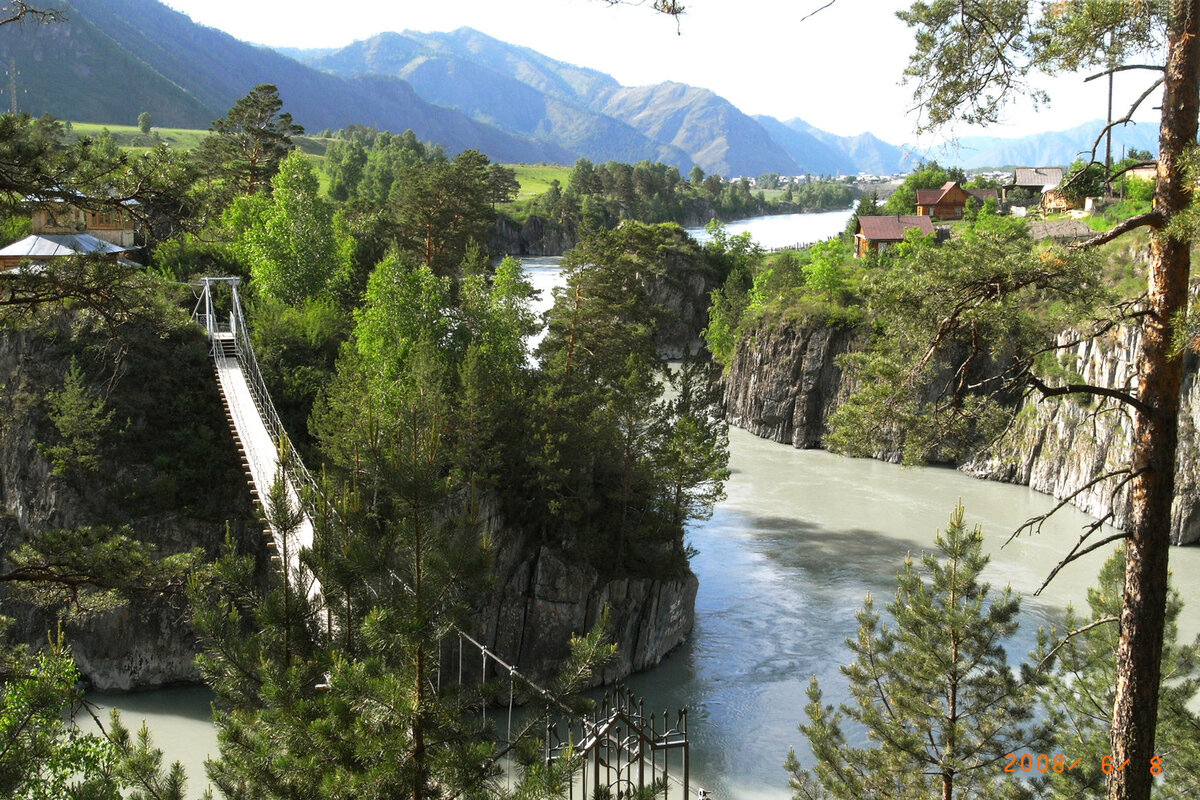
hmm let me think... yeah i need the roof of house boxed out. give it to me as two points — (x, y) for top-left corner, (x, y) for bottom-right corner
(1010, 167), (1064, 190)
(965, 188), (999, 203)
(0, 233), (131, 259)
(856, 215), (936, 241)
(915, 181), (961, 206)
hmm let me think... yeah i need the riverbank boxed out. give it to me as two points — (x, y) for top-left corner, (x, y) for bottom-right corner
(96, 425), (1200, 800)
(493, 205), (854, 257)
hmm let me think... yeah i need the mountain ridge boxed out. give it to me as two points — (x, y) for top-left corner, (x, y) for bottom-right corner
(0, 2), (1159, 175)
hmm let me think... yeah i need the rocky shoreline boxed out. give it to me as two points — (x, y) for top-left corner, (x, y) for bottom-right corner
(721, 316), (1200, 546)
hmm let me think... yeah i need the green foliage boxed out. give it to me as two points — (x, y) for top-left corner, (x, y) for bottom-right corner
(150, 231), (245, 284)
(1034, 549), (1200, 800)
(137, 112), (152, 135)
(195, 84), (303, 201)
(249, 294), (349, 458)
(352, 254), (452, 393)
(531, 223), (729, 574)
(0, 629), (119, 800)
(704, 221), (861, 368)
(389, 149), (497, 275)
(107, 712), (190, 800)
(1123, 175), (1154, 202)
(1058, 158), (1107, 203)
(3, 525), (203, 617)
(502, 157), (845, 229)
(844, 189), (883, 237)
(39, 356), (113, 480)
(827, 214), (1109, 464)
(229, 150), (353, 305)
(785, 504), (1037, 800)
(788, 181), (855, 212)
(801, 239), (849, 301)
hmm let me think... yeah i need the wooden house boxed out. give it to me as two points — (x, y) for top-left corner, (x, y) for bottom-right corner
(0, 196), (140, 271)
(854, 215), (936, 258)
(915, 181), (1000, 219)
(915, 181), (969, 219)
(1003, 167), (1064, 206)
(31, 197), (138, 247)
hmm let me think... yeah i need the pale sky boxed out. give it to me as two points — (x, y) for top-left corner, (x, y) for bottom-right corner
(161, 0), (1163, 148)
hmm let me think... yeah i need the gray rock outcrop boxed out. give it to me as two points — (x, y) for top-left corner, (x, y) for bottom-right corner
(471, 524), (696, 688)
(0, 317), (260, 690)
(722, 317), (861, 447)
(963, 325), (1200, 546)
(722, 316), (1200, 545)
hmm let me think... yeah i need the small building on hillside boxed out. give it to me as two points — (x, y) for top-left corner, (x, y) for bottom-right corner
(1003, 167), (1064, 205)
(915, 181), (1000, 219)
(1125, 164), (1158, 183)
(0, 233), (134, 270)
(30, 197), (138, 247)
(0, 196), (140, 271)
(854, 215), (936, 258)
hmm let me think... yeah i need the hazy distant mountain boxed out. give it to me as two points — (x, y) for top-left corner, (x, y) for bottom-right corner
(779, 118), (919, 175)
(921, 120), (1160, 168)
(308, 31), (691, 169)
(305, 28), (798, 175)
(592, 82), (800, 176)
(752, 115), (856, 175)
(0, 0), (569, 163)
(2, 0), (1148, 177)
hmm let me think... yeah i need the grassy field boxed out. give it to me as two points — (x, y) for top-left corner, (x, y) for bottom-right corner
(68, 121), (211, 150)
(66, 122), (330, 157)
(506, 164), (573, 199)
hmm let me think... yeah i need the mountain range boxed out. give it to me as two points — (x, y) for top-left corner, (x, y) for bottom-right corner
(0, 0), (1158, 175)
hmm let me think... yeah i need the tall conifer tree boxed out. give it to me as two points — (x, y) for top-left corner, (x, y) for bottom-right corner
(786, 505), (1037, 800)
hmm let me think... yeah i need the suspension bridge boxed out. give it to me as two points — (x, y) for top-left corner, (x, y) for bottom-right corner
(191, 277), (703, 799)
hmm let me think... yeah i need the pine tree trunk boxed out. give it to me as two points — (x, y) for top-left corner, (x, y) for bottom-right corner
(1108, 4), (1200, 799)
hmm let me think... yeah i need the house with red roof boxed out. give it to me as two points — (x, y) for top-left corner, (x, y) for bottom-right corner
(915, 181), (999, 220)
(853, 215), (936, 258)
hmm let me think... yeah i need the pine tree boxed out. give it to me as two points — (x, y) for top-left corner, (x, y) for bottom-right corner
(1035, 549), (1200, 800)
(197, 84), (303, 199)
(785, 504), (1037, 800)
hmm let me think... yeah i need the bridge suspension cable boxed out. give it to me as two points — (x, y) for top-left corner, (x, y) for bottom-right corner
(192, 277), (701, 799)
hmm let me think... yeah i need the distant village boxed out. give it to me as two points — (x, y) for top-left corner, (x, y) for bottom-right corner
(1, 158), (1160, 273)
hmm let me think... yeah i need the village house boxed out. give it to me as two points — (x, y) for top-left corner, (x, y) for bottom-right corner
(854, 214), (936, 258)
(0, 196), (139, 270)
(1002, 166), (1065, 208)
(914, 181), (999, 219)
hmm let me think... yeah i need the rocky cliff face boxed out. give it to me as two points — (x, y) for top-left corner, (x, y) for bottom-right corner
(0, 315), (260, 690)
(3, 310), (696, 692)
(491, 214), (579, 257)
(722, 317), (1200, 545)
(469, 521), (696, 688)
(722, 317), (861, 448)
(963, 325), (1200, 546)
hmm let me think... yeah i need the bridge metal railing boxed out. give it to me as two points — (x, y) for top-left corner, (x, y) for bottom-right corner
(192, 278), (322, 515)
(225, 285), (322, 506)
(192, 277), (702, 799)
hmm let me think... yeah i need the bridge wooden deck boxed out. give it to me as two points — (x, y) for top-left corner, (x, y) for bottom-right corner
(212, 332), (321, 605)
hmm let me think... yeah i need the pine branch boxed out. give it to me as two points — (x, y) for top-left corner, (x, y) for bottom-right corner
(1069, 211), (1163, 250)
(1024, 373), (1150, 415)
(1036, 617), (1120, 670)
